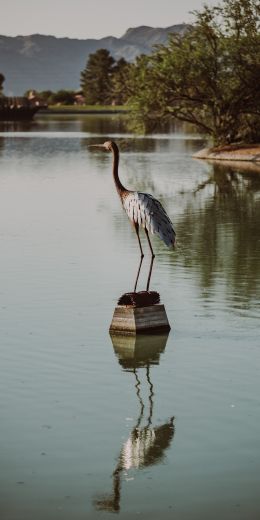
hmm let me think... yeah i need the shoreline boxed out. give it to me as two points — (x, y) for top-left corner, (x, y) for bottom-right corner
(193, 144), (260, 162)
(38, 107), (129, 115)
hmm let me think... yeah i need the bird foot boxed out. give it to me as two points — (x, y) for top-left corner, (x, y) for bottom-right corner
(117, 291), (160, 307)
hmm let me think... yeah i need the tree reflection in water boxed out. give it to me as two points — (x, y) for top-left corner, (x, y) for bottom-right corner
(108, 151), (260, 307)
(93, 333), (174, 513)
(175, 162), (260, 303)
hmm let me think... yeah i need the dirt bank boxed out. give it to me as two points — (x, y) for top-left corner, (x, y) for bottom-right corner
(193, 144), (260, 162)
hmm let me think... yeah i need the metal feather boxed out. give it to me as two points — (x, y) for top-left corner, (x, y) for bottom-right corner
(123, 191), (175, 248)
(91, 140), (176, 293)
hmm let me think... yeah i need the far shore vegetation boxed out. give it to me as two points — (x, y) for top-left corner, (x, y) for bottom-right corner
(1, 0), (259, 148)
(45, 104), (127, 112)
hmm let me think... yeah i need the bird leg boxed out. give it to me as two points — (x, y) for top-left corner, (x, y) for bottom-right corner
(134, 223), (144, 292)
(145, 229), (155, 291)
(134, 223), (144, 258)
(134, 255), (143, 292)
(146, 254), (154, 292)
(145, 228), (155, 258)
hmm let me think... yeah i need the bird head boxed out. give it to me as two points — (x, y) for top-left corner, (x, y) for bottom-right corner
(89, 141), (114, 152)
(103, 141), (113, 151)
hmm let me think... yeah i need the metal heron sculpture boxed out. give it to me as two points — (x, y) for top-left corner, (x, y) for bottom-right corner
(90, 140), (176, 291)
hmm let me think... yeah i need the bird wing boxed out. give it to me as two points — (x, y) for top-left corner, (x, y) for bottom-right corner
(122, 191), (176, 248)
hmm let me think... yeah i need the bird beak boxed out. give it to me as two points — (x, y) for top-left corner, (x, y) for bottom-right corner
(88, 144), (106, 149)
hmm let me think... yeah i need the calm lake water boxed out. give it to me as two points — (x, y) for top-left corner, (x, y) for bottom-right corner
(0, 115), (259, 520)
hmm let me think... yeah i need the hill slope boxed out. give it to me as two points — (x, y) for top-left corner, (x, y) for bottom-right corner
(0, 25), (187, 95)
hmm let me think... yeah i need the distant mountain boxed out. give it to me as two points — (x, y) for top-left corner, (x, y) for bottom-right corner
(0, 25), (188, 95)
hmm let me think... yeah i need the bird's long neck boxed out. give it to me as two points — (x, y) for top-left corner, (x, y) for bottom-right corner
(111, 142), (127, 197)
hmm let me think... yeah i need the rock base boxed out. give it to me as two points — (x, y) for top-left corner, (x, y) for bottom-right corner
(109, 304), (171, 336)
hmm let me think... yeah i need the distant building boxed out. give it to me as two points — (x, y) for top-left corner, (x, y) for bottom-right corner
(74, 92), (85, 105)
(27, 90), (47, 107)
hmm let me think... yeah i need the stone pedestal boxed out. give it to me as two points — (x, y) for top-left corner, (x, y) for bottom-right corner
(109, 303), (171, 336)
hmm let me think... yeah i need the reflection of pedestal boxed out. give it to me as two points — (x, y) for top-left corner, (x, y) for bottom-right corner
(110, 332), (169, 368)
(94, 329), (173, 513)
(109, 304), (171, 335)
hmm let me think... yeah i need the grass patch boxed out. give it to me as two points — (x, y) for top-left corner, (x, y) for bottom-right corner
(47, 104), (127, 112)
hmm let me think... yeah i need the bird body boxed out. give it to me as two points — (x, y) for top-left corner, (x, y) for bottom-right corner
(90, 140), (175, 290)
(122, 191), (175, 248)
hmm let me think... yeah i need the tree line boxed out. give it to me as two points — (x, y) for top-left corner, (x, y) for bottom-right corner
(126, 0), (260, 145)
(80, 0), (260, 145)
(80, 50), (131, 105)
(1, 0), (259, 146)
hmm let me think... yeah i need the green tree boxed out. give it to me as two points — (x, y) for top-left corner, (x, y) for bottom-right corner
(49, 90), (75, 105)
(81, 49), (115, 105)
(128, 0), (260, 145)
(111, 58), (132, 105)
(37, 90), (54, 103)
(24, 90), (54, 103)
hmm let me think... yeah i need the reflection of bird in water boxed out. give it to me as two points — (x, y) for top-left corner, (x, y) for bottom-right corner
(118, 366), (174, 470)
(90, 141), (176, 291)
(94, 333), (175, 513)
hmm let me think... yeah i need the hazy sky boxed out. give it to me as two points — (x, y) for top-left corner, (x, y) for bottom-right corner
(1, 0), (217, 39)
